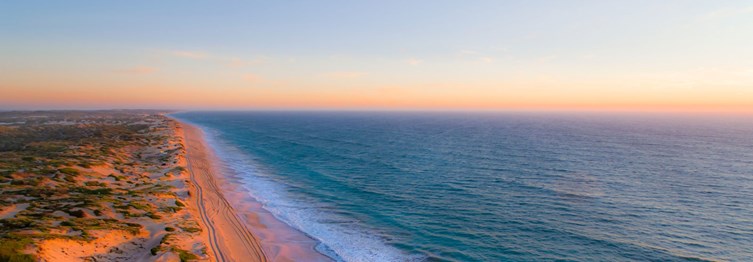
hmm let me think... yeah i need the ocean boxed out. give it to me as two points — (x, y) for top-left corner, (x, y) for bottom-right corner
(173, 111), (753, 261)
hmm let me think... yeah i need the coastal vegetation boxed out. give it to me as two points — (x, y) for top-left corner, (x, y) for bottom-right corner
(0, 111), (206, 261)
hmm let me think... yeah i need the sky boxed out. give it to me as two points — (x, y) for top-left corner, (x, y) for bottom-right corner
(1, 1), (753, 111)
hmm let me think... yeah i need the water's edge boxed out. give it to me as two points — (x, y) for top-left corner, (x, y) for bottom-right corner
(192, 120), (416, 261)
(172, 115), (341, 261)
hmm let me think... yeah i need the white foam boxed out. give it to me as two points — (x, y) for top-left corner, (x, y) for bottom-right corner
(199, 126), (423, 262)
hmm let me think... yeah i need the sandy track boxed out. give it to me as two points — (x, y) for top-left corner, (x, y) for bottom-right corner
(181, 123), (268, 262)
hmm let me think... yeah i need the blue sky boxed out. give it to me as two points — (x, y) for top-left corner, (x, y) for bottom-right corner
(2, 1), (753, 110)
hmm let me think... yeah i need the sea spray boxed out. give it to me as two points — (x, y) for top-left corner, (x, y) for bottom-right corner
(200, 125), (421, 262)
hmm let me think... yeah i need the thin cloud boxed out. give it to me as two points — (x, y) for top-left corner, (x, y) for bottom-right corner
(637, 67), (753, 89)
(458, 50), (494, 63)
(171, 50), (208, 59)
(459, 50), (479, 55)
(322, 71), (367, 79)
(227, 58), (250, 68)
(168, 50), (262, 68)
(702, 5), (753, 20)
(536, 55), (558, 64)
(116, 66), (159, 74)
(224, 57), (266, 68)
(406, 58), (423, 66)
(242, 73), (261, 83)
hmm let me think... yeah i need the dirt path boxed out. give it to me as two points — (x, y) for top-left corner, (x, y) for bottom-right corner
(181, 123), (268, 262)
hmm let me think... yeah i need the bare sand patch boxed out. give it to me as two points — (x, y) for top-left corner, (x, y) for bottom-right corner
(0, 203), (29, 219)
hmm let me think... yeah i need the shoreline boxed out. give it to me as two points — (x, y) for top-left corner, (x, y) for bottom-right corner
(176, 119), (330, 261)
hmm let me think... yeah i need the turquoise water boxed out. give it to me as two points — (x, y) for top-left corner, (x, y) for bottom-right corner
(174, 112), (753, 261)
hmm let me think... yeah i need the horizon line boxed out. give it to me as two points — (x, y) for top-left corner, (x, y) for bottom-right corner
(2, 107), (753, 114)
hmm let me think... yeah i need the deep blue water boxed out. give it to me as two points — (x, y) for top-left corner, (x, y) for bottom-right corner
(174, 111), (753, 262)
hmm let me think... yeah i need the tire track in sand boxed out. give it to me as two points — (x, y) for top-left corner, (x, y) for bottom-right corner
(182, 124), (268, 262)
(186, 152), (228, 262)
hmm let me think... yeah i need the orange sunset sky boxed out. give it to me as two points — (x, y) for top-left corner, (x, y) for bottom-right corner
(2, 1), (753, 111)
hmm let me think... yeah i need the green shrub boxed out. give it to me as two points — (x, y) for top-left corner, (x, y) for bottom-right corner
(58, 168), (79, 176)
(162, 206), (181, 213)
(0, 218), (35, 229)
(63, 175), (77, 183)
(84, 181), (106, 187)
(164, 226), (175, 232)
(68, 209), (86, 218)
(128, 202), (149, 211)
(0, 238), (36, 262)
(150, 246), (161, 256)
(173, 248), (197, 262)
(180, 227), (200, 233)
(74, 187), (112, 195)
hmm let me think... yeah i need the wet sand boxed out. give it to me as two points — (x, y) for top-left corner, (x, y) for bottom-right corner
(178, 121), (330, 262)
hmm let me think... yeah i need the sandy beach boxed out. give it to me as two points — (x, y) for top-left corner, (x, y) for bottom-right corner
(176, 120), (330, 262)
(0, 111), (329, 261)
(177, 123), (267, 262)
